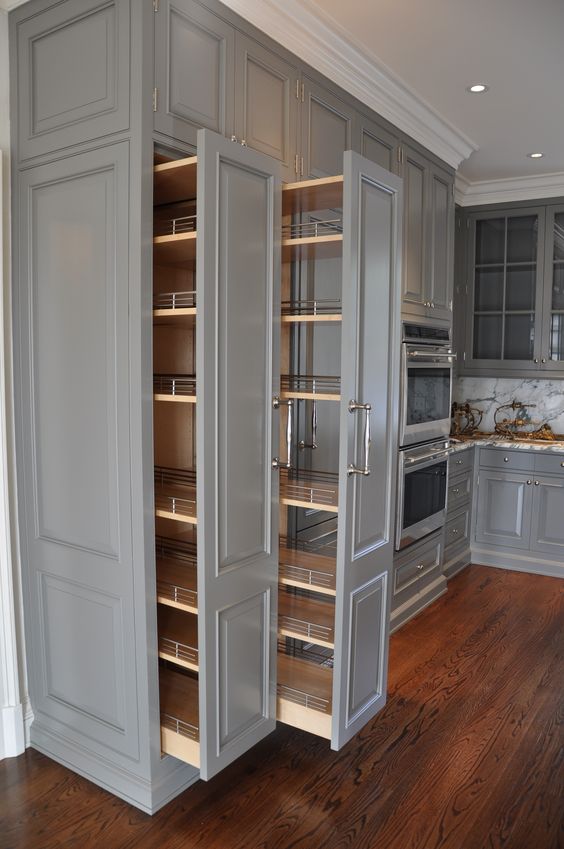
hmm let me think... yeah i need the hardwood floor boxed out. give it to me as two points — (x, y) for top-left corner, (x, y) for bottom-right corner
(1, 564), (562, 849)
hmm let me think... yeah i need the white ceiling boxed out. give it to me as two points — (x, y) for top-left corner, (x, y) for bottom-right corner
(305, 0), (564, 185)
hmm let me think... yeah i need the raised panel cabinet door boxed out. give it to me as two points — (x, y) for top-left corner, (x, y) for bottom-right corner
(332, 152), (402, 749)
(234, 32), (298, 182)
(13, 0), (130, 161)
(530, 477), (564, 554)
(429, 166), (454, 320)
(540, 203), (564, 373)
(474, 472), (533, 549)
(300, 76), (359, 179)
(196, 129), (281, 779)
(359, 114), (400, 175)
(401, 143), (429, 316)
(14, 144), (140, 762)
(154, 0), (235, 147)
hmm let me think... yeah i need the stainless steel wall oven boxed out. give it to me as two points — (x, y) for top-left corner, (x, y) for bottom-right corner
(396, 439), (449, 551)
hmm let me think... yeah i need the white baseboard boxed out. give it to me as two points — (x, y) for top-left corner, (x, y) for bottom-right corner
(0, 702), (25, 759)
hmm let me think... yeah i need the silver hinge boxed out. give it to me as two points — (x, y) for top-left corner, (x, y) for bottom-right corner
(152, 88), (158, 112)
(153, 0), (159, 10)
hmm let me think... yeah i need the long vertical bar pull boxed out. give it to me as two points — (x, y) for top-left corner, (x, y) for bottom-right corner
(272, 397), (294, 470)
(299, 400), (318, 451)
(347, 400), (372, 476)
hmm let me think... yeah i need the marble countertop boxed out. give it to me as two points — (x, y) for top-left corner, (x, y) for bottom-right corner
(449, 435), (564, 455)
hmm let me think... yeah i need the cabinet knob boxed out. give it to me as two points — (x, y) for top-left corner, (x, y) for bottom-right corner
(230, 135), (238, 143)
(542, 358), (547, 364)
(456, 459), (463, 465)
(451, 528), (459, 535)
(527, 480), (532, 485)
(534, 480), (540, 485)
(241, 139), (247, 147)
(534, 358), (539, 364)
(452, 487), (460, 494)
(560, 462), (564, 468)
(503, 457), (509, 462)
(417, 563), (425, 571)
(431, 302), (435, 308)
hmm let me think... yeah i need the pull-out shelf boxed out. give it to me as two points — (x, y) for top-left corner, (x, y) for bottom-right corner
(280, 374), (340, 401)
(153, 290), (196, 322)
(153, 156), (198, 206)
(281, 299), (341, 324)
(153, 231), (197, 266)
(282, 175), (343, 216)
(153, 375), (197, 404)
(157, 606), (199, 671)
(159, 666), (200, 767)
(278, 546), (336, 596)
(277, 653), (332, 740)
(280, 470), (339, 513)
(154, 467), (197, 525)
(157, 559), (198, 614)
(278, 592), (335, 648)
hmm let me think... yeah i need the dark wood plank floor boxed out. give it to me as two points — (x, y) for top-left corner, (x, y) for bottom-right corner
(1, 564), (562, 849)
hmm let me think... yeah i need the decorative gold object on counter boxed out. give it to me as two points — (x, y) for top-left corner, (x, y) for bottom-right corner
(451, 401), (484, 436)
(493, 399), (555, 441)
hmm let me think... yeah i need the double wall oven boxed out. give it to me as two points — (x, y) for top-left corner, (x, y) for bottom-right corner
(396, 323), (455, 551)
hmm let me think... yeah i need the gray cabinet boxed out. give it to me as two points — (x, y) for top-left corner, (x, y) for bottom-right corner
(443, 447), (473, 578)
(299, 76), (359, 179)
(458, 202), (564, 377)
(154, 0), (235, 147)
(234, 33), (298, 182)
(474, 449), (564, 559)
(359, 113), (400, 175)
(391, 531), (445, 631)
(400, 143), (454, 323)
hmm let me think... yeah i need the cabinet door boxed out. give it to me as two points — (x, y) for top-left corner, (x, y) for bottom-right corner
(540, 204), (564, 372)
(300, 76), (358, 179)
(475, 471), (533, 549)
(429, 165), (454, 321)
(234, 33), (298, 183)
(530, 477), (564, 554)
(401, 143), (429, 317)
(13, 0), (130, 162)
(332, 152), (402, 749)
(154, 0), (234, 147)
(359, 114), (400, 175)
(196, 130), (280, 779)
(14, 144), (141, 761)
(463, 208), (546, 375)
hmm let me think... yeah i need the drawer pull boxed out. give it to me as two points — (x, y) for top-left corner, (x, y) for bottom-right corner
(416, 563), (425, 571)
(450, 528), (459, 535)
(534, 480), (540, 486)
(503, 457), (509, 463)
(455, 459), (463, 465)
(527, 480), (532, 485)
(561, 462), (564, 468)
(452, 487), (460, 494)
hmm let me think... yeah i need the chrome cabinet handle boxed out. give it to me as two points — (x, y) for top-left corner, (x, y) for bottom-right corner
(230, 135), (238, 143)
(534, 358), (539, 364)
(534, 480), (540, 486)
(417, 563), (425, 570)
(241, 139), (247, 147)
(503, 457), (509, 462)
(455, 459), (463, 465)
(299, 400), (318, 451)
(542, 358), (547, 364)
(527, 480), (532, 485)
(272, 397), (294, 470)
(452, 487), (460, 494)
(347, 400), (371, 476)
(561, 462), (564, 468)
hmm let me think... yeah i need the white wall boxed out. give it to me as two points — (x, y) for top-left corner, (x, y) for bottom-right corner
(0, 7), (28, 760)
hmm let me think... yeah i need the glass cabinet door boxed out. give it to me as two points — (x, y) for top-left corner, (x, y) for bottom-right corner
(468, 209), (545, 369)
(543, 206), (564, 366)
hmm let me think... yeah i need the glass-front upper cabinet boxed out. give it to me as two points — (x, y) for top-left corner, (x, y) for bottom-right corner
(543, 205), (564, 368)
(464, 207), (546, 373)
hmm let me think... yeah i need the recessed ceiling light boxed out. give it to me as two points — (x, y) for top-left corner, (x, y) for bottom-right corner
(466, 84), (489, 93)
(527, 152), (544, 159)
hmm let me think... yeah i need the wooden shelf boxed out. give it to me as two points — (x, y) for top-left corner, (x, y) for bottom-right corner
(280, 375), (340, 402)
(277, 652), (332, 739)
(154, 309), (197, 325)
(155, 483), (197, 524)
(157, 558), (198, 614)
(278, 593), (335, 648)
(280, 471), (339, 513)
(158, 606), (199, 671)
(282, 234), (342, 261)
(159, 667), (200, 767)
(154, 156), (198, 206)
(281, 313), (341, 324)
(282, 175), (343, 216)
(153, 375), (197, 404)
(279, 546), (336, 596)
(153, 232), (197, 266)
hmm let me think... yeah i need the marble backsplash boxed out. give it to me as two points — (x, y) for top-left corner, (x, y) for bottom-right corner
(454, 377), (564, 435)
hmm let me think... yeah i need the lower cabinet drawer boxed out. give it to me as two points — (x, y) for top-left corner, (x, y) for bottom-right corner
(444, 508), (470, 555)
(447, 470), (472, 515)
(449, 448), (474, 475)
(479, 447), (534, 472)
(534, 453), (564, 475)
(394, 534), (442, 596)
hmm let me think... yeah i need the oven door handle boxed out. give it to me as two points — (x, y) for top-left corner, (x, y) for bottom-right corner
(347, 400), (371, 476)
(406, 350), (456, 361)
(404, 448), (450, 468)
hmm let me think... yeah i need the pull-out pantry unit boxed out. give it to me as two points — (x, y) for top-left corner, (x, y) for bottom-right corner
(150, 130), (403, 775)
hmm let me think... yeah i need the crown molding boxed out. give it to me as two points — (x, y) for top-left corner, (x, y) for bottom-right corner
(0, 1), (29, 10)
(220, 0), (477, 170)
(455, 171), (564, 207)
